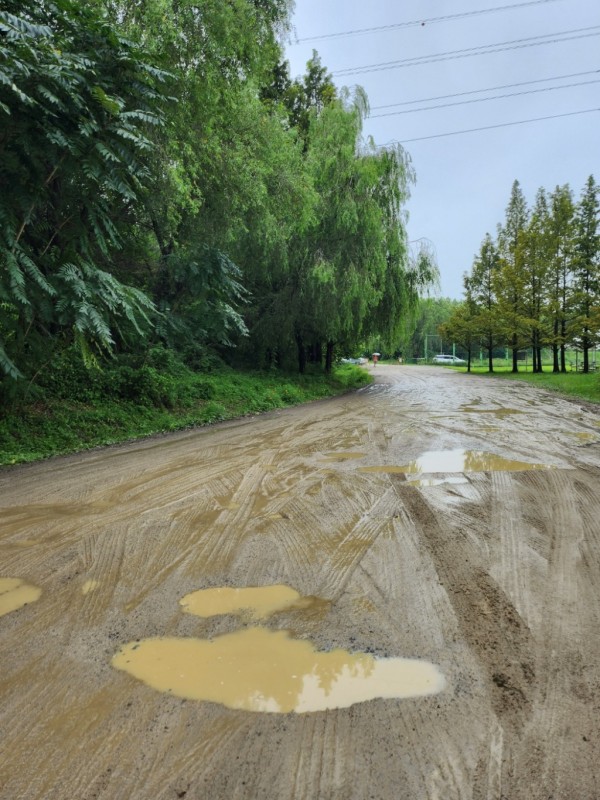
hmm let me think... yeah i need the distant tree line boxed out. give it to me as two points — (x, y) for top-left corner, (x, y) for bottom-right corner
(441, 177), (599, 373)
(0, 0), (436, 404)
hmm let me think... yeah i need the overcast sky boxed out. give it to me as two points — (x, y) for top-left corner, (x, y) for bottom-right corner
(285, 0), (599, 299)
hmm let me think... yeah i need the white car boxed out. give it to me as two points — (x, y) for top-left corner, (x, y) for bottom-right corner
(432, 354), (466, 365)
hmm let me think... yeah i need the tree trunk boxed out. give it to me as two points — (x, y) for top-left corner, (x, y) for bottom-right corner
(552, 341), (559, 373)
(487, 335), (493, 373)
(325, 341), (334, 374)
(511, 336), (518, 373)
(296, 332), (306, 374)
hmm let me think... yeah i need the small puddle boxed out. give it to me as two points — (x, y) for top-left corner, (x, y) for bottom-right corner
(459, 406), (524, 418)
(81, 580), (100, 595)
(0, 577), (42, 617)
(572, 432), (598, 442)
(359, 449), (552, 474)
(320, 452), (367, 462)
(180, 585), (315, 620)
(112, 627), (445, 713)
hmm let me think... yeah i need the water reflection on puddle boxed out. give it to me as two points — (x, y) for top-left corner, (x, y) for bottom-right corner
(405, 477), (470, 488)
(180, 585), (312, 620)
(359, 449), (552, 474)
(0, 577), (41, 617)
(112, 627), (445, 713)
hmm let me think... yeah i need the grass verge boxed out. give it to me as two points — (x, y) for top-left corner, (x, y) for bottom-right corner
(465, 366), (600, 404)
(0, 364), (371, 466)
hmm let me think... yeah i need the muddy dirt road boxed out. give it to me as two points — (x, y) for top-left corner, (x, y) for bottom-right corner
(1, 365), (599, 799)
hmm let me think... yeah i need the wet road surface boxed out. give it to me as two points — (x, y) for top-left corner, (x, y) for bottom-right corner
(1, 365), (599, 799)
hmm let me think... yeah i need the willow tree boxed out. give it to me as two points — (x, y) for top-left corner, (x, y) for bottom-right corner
(289, 90), (431, 372)
(101, 0), (297, 358)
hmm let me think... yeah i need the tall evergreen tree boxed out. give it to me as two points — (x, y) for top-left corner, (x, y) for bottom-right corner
(547, 185), (575, 372)
(571, 176), (600, 372)
(496, 180), (529, 372)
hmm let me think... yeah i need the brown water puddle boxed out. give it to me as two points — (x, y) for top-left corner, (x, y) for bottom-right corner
(0, 577), (42, 617)
(180, 585), (314, 620)
(320, 452), (367, 462)
(459, 406), (525, 418)
(359, 449), (552, 475)
(572, 432), (598, 442)
(112, 627), (445, 713)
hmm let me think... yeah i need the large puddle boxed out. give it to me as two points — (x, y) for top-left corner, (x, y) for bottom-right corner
(359, 449), (552, 475)
(180, 584), (312, 620)
(0, 577), (42, 617)
(112, 627), (445, 713)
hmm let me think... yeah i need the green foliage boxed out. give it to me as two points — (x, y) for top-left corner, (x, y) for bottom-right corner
(0, 359), (372, 465)
(0, 0), (169, 378)
(460, 175), (600, 374)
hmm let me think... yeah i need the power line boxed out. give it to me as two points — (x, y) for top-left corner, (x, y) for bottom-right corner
(369, 78), (600, 118)
(334, 26), (600, 77)
(370, 69), (600, 111)
(296, 0), (563, 43)
(379, 107), (599, 144)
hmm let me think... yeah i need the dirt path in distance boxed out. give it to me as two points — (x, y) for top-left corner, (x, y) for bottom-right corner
(1, 365), (599, 799)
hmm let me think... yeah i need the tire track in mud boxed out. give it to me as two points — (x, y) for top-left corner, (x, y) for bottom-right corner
(396, 481), (535, 732)
(512, 469), (599, 800)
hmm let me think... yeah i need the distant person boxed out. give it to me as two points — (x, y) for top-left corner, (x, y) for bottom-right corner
(372, 353), (379, 367)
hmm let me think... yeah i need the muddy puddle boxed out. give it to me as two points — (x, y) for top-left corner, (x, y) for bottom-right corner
(180, 584), (316, 620)
(112, 627), (445, 713)
(459, 405), (525, 418)
(359, 449), (553, 475)
(572, 432), (598, 442)
(0, 577), (41, 617)
(320, 451), (367, 462)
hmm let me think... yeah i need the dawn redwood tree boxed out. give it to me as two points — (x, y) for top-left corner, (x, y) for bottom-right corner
(496, 181), (529, 372)
(547, 184), (576, 372)
(523, 188), (551, 372)
(571, 175), (600, 372)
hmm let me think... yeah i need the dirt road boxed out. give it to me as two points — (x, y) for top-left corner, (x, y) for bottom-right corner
(1, 365), (599, 799)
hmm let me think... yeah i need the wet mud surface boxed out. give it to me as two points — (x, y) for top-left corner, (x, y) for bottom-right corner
(1, 365), (599, 799)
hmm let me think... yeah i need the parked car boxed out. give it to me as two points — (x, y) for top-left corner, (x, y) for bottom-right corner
(432, 354), (466, 365)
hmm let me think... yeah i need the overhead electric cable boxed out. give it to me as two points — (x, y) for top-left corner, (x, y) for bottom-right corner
(380, 107), (600, 144)
(296, 0), (563, 43)
(370, 69), (600, 111)
(369, 78), (600, 118)
(334, 26), (600, 76)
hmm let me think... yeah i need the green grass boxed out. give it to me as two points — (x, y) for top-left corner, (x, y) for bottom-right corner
(471, 369), (600, 404)
(0, 364), (372, 466)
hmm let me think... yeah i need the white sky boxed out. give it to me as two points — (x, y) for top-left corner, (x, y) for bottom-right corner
(285, 0), (600, 299)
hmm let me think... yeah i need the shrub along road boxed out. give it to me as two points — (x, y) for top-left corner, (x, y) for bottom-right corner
(1, 365), (599, 799)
